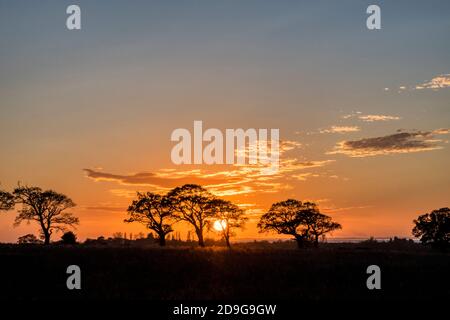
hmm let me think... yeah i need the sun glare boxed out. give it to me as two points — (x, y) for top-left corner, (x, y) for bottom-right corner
(213, 219), (227, 231)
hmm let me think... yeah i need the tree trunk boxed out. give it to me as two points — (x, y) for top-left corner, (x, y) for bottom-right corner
(314, 235), (319, 247)
(43, 230), (51, 245)
(196, 228), (205, 247)
(295, 235), (304, 249)
(225, 235), (231, 248)
(158, 233), (166, 246)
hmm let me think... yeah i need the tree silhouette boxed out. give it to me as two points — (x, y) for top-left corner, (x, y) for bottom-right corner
(167, 184), (215, 247)
(207, 199), (248, 248)
(12, 186), (78, 245)
(308, 208), (342, 247)
(413, 207), (450, 249)
(125, 192), (174, 246)
(17, 234), (43, 244)
(258, 199), (341, 248)
(61, 231), (77, 244)
(0, 190), (15, 211)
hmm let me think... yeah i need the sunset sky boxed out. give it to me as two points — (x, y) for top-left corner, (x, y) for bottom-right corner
(1, 0), (449, 242)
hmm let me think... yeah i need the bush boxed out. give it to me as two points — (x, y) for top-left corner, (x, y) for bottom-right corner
(18, 234), (43, 244)
(61, 231), (77, 245)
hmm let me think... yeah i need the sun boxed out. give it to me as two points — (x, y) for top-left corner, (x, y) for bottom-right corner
(213, 219), (227, 231)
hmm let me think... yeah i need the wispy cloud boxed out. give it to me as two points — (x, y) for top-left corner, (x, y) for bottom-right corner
(328, 129), (449, 157)
(83, 168), (244, 188)
(358, 115), (401, 122)
(84, 159), (335, 198)
(320, 126), (360, 134)
(415, 74), (450, 90)
(342, 112), (401, 122)
(385, 73), (450, 92)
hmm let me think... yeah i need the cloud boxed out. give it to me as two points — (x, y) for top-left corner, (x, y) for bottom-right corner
(342, 112), (401, 122)
(84, 158), (335, 197)
(384, 74), (450, 92)
(320, 126), (360, 134)
(83, 137), (339, 197)
(358, 115), (401, 122)
(415, 74), (450, 90)
(328, 129), (449, 157)
(83, 168), (236, 188)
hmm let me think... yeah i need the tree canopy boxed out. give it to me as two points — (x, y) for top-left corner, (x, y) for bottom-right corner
(413, 207), (450, 249)
(13, 186), (78, 244)
(258, 199), (341, 248)
(0, 190), (15, 211)
(167, 184), (216, 247)
(125, 192), (174, 246)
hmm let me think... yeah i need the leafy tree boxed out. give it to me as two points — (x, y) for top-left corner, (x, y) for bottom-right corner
(0, 190), (15, 211)
(413, 207), (450, 249)
(167, 184), (215, 247)
(207, 199), (247, 248)
(17, 234), (43, 244)
(258, 199), (311, 248)
(258, 199), (341, 248)
(12, 186), (78, 245)
(125, 192), (174, 246)
(61, 231), (77, 245)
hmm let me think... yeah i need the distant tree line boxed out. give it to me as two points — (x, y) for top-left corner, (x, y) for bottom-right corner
(1, 183), (449, 249)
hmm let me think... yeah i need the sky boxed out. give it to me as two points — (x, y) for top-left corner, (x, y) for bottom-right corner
(0, 0), (449, 242)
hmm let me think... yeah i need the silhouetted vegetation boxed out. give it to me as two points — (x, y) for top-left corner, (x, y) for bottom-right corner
(125, 192), (174, 246)
(11, 186), (78, 245)
(0, 189), (15, 211)
(61, 231), (77, 245)
(17, 234), (43, 245)
(258, 199), (341, 248)
(413, 207), (450, 249)
(0, 242), (448, 300)
(167, 184), (216, 247)
(206, 199), (247, 247)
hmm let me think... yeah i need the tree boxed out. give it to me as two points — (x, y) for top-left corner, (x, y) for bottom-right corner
(18, 234), (43, 244)
(12, 186), (78, 245)
(258, 199), (341, 248)
(258, 199), (311, 248)
(61, 231), (77, 245)
(125, 192), (174, 246)
(413, 207), (450, 249)
(167, 184), (215, 247)
(0, 190), (15, 211)
(207, 199), (247, 248)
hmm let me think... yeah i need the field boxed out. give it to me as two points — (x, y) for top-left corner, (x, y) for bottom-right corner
(0, 242), (449, 301)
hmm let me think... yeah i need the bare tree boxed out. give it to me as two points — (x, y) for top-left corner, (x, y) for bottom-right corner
(167, 184), (215, 247)
(207, 199), (247, 248)
(13, 186), (78, 245)
(125, 192), (174, 246)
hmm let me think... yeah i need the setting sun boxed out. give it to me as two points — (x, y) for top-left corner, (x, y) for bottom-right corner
(213, 220), (227, 232)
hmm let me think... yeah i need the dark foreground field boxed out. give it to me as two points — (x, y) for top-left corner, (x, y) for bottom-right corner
(0, 243), (448, 301)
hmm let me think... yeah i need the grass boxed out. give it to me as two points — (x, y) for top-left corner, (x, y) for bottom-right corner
(0, 242), (448, 300)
